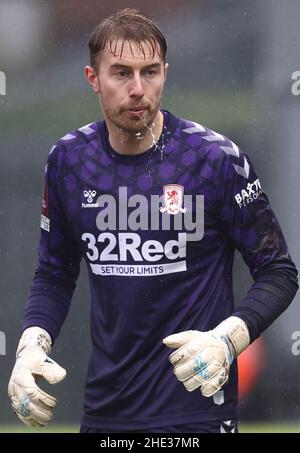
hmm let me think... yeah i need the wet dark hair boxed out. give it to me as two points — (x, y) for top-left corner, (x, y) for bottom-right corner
(89, 8), (167, 70)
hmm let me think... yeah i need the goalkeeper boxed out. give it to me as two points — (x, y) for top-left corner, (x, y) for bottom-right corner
(8, 9), (298, 433)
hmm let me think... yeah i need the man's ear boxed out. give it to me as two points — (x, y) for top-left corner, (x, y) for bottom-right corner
(84, 65), (100, 94)
(164, 62), (169, 81)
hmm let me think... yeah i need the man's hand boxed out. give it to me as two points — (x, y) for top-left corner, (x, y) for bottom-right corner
(8, 327), (66, 427)
(163, 316), (250, 397)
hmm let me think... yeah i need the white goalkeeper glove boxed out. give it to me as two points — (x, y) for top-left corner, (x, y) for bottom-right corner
(163, 316), (250, 397)
(8, 327), (66, 427)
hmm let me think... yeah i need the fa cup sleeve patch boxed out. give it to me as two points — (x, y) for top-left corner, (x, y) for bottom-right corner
(41, 183), (50, 231)
(42, 183), (49, 217)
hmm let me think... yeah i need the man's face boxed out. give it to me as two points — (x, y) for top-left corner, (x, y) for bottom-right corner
(88, 40), (168, 133)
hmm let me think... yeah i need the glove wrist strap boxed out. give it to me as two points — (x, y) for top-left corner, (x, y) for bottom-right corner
(17, 327), (52, 357)
(212, 316), (250, 357)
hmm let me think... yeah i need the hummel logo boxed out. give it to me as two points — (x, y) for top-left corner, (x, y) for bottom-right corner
(82, 190), (99, 208)
(84, 190), (96, 203)
(220, 420), (236, 433)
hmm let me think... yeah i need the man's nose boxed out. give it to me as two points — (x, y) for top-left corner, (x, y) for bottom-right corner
(129, 75), (144, 97)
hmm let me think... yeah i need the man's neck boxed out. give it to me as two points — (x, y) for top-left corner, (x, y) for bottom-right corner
(106, 111), (164, 156)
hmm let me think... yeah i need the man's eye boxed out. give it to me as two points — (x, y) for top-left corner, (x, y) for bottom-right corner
(117, 71), (129, 77)
(145, 70), (157, 76)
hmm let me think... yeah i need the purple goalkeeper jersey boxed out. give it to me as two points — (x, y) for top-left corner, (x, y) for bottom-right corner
(23, 110), (298, 430)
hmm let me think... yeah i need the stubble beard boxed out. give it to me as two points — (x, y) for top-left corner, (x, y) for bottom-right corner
(102, 99), (161, 134)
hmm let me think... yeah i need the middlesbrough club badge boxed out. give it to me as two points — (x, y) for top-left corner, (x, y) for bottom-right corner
(160, 184), (187, 215)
